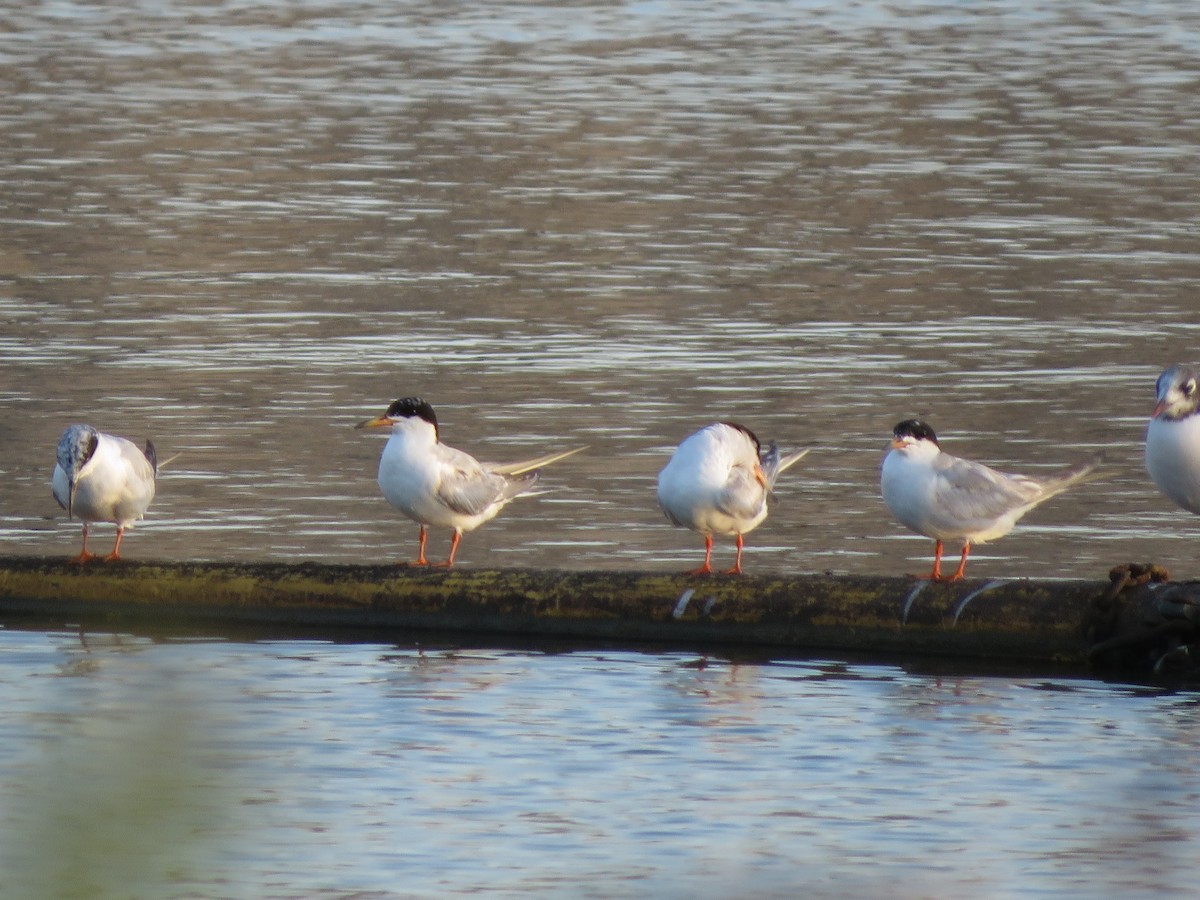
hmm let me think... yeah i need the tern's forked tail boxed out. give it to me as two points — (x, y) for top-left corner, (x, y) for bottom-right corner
(762, 444), (813, 490)
(488, 445), (588, 478)
(1035, 450), (1110, 502)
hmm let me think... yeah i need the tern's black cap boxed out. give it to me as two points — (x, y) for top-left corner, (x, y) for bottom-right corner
(893, 419), (939, 446)
(386, 397), (438, 429)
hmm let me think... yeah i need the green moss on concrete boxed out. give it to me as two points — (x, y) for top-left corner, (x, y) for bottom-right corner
(0, 556), (1109, 664)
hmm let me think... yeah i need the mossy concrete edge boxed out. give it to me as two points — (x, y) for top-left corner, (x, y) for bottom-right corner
(0, 556), (1106, 664)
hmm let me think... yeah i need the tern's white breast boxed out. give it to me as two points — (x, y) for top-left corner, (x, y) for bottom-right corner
(881, 447), (943, 538)
(378, 427), (445, 523)
(1147, 414), (1200, 516)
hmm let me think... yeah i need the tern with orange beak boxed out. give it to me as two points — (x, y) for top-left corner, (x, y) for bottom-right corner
(656, 422), (810, 575)
(1146, 363), (1200, 517)
(52, 423), (158, 563)
(357, 397), (585, 567)
(881, 419), (1103, 581)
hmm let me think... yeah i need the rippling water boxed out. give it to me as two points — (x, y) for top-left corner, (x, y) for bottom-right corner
(4, 1), (1200, 578)
(5, 3), (1200, 893)
(2, 625), (1199, 897)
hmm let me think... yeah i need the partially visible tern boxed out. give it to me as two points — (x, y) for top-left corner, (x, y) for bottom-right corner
(1145, 363), (1200, 520)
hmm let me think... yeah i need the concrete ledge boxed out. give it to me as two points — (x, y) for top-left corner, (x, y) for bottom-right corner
(0, 556), (1114, 665)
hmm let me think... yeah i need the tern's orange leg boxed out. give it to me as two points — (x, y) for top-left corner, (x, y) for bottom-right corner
(687, 535), (715, 575)
(434, 530), (463, 568)
(406, 525), (431, 567)
(69, 523), (98, 565)
(723, 534), (746, 575)
(946, 543), (971, 582)
(920, 539), (944, 581)
(102, 526), (126, 562)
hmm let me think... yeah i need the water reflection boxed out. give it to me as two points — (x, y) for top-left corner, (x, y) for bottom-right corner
(3, 626), (1200, 896)
(3, 0), (1200, 579)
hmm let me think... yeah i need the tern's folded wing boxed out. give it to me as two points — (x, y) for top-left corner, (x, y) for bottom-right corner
(435, 467), (512, 517)
(930, 456), (1042, 529)
(715, 464), (767, 520)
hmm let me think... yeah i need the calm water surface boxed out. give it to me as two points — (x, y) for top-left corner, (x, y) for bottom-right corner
(3, 625), (1200, 898)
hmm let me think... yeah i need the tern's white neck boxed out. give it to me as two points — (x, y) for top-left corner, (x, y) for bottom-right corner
(388, 416), (439, 448)
(895, 438), (940, 462)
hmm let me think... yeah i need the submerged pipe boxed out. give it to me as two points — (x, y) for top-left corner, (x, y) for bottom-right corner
(0, 555), (1128, 665)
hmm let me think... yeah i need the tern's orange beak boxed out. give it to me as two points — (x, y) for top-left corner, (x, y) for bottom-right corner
(755, 464), (768, 489)
(355, 414), (395, 430)
(890, 437), (906, 450)
(1151, 400), (1168, 419)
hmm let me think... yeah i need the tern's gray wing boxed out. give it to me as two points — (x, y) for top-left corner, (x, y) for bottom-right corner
(715, 463), (766, 520)
(116, 436), (157, 483)
(437, 471), (512, 517)
(434, 444), (532, 517)
(929, 454), (1043, 530)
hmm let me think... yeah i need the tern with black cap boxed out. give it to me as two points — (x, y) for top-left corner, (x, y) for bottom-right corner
(881, 419), (1102, 581)
(357, 397), (585, 567)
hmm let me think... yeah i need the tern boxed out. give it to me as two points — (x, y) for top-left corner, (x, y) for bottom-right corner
(1146, 363), (1200, 517)
(881, 419), (1103, 581)
(52, 423), (158, 563)
(656, 421), (810, 575)
(357, 397), (585, 567)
